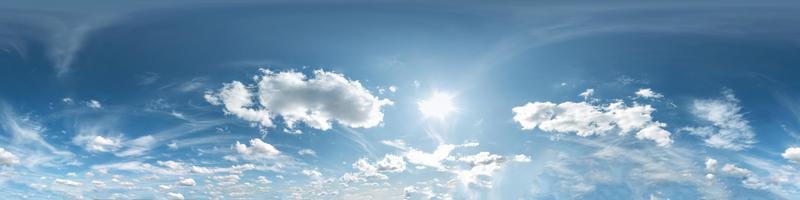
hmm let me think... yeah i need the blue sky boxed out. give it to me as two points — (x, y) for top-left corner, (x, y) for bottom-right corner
(2, 1), (800, 199)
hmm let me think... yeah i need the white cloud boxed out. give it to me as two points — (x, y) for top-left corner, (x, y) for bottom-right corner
(345, 154), (407, 182)
(381, 140), (408, 150)
(512, 100), (672, 146)
(257, 176), (271, 184)
(405, 144), (455, 170)
(76, 135), (121, 153)
(455, 152), (507, 188)
(54, 179), (82, 187)
(157, 160), (185, 170)
(720, 164), (767, 189)
(375, 154), (406, 173)
(62, 97), (73, 105)
(579, 88), (594, 99)
(782, 147), (800, 163)
(235, 138), (280, 158)
(685, 90), (755, 150)
(0, 104), (75, 167)
(705, 158), (718, 172)
(513, 154), (532, 162)
(205, 69), (393, 131)
(190, 166), (213, 174)
(0, 148), (19, 166)
(86, 100), (102, 109)
(167, 192), (185, 200)
(298, 149), (317, 157)
(178, 177), (196, 186)
(204, 81), (272, 127)
(168, 142), (178, 149)
(635, 88), (664, 99)
(115, 135), (157, 157)
(302, 169), (323, 180)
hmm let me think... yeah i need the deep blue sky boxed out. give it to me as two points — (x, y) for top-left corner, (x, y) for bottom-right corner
(1, 1), (800, 199)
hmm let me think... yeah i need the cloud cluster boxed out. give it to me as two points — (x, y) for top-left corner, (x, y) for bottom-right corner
(205, 69), (393, 131)
(782, 147), (800, 163)
(512, 97), (673, 146)
(343, 154), (407, 182)
(684, 90), (755, 150)
(234, 138), (280, 159)
(0, 148), (19, 166)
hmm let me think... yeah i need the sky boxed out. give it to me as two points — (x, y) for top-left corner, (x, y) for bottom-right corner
(2, 1), (800, 199)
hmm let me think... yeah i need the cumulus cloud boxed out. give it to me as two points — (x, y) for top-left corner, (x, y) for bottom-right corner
(706, 158), (718, 172)
(456, 152), (507, 188)
(178, 177), (196, 186)
(782, 147), (800, 163)
(234, 138), (280, 158)
(684, 90), (755, 150)
(0, 148), (19, 166)
(74, 135), (121, 153)
(167, 192), (185, 200)
(205, 69), (393, 131)
(86, 100), (102, 109)
(344, 154), (407, 182)
(512, 99), (673, 146)
(635, 88), (663, 99)
(405, 144), (455, 170)
(513, 154), (532, 162)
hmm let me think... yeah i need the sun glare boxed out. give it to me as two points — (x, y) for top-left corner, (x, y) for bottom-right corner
(418, 92), (456, 120)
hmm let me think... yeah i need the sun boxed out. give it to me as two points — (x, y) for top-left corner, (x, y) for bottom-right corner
(418, 92), (457, 120)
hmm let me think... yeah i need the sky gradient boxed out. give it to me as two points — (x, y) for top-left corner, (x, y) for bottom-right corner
(2, 1), (800, 199)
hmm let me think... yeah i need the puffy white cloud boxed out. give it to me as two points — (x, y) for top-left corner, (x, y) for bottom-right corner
(345, 154), (407, 182)
(635, 123), (673, 147)
(512, 100), (672, 146)
(86, 99), (102, 109)
(178, 177), (196, 186)
(167, 192), (185, 200)
(235, 138), (280, 158)
(212, 174), (240, 185)
(204, 81), (273, 127)
(635, 88), (663, 99)
(405, 144), (455, 170)
(782, 147), (800, 163)
(302, 169), (323, 180)
(75, 135), (121, 153)
(376, 154), (406, 173)
(456, 152), (507, 188)
(205, 69), (393, 131)
(54, 179), (82, 187)
(62, 97), (73, 104)
(190, 166), (213, 174)
(685, 90), (755, 150)
(705, 158), (718, 172)
(513, 154), (532, 162)
(0, 148), (19, 166)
